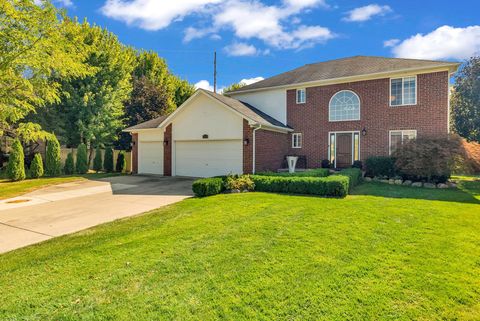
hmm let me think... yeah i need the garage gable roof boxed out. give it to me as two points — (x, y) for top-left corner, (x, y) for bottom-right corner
(125, 89), (292, 132)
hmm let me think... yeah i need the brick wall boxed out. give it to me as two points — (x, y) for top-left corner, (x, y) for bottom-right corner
(243, 120), (253, 174)
(286, 71), (449, 166)
(164, 124), (172, 176)
(131, 133), (138, 174)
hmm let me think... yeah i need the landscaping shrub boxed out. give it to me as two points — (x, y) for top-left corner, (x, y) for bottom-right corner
(104, 147), (114, 173)
(192, 177), (225, 197)
(336, 168), (362, 190)
(321, 159), (331, 168)
(225, 174), (255, 191)
(6, 139), (26, 181)
(257, 168), (330, 178)
(45, 136), (61, 176)
(93, 147), (103, 173)
(30, 153), (44, 179)
(64, 152), (75, 174)
(393, 135), (462, 183)
(76, 143), (88, 174)
(116, 151), (126, 173)
(365, 156), (396, 178)
(251, 175), (349, 197)
(352, 160), (363, 169)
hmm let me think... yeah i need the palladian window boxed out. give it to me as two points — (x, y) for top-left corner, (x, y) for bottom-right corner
(329, 90), (360, 121)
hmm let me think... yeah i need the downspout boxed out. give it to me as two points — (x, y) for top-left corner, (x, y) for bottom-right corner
(252, 124), (262, 174)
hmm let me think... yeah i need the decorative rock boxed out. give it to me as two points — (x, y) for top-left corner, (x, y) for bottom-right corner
(447, 182), (457, 188)
(423, 183), (436, 189)
(231, 189), (241, 193)
(411, 182), (423, 187)
(364, 177), (372, 182)
(388, 179), (395, 185)
(380, 179), (389, 184)
(394, 179), (403, 185)
(437, 183), (448, 189)
(402, 180), (412, 186)
(373, 176), (381, 182)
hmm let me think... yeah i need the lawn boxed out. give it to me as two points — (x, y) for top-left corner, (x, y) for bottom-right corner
(0, 173), (123, 200)
(0, 179), (479, 320)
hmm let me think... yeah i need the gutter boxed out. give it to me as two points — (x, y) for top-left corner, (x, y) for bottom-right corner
(252, 125), (262, 174)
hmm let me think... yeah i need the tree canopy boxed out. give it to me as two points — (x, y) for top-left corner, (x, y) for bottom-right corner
(223, 82), (246, 94)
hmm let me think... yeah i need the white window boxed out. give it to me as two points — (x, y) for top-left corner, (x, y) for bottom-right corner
(292, 133), (302, 148)
(329, 90), (360, 121)
(296, 89), (306, 104)
(390, 76), (417, 106)
(389, 130), (417, 154)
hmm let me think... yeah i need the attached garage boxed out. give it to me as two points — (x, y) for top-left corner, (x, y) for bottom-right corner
(138, 140), (163, 175)
(175, 140), (242, 177)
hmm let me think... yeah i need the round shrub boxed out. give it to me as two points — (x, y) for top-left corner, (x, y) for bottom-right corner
(192, 177), (225, 197)
(45, 136), (61, 176)
(7, 139), (26, 181)
(104, 147), (114, 173)
(64, 152), (75, 175)
(352, 160), (363, 169)
(30, 153), (44, 179)
(115, 151), (126, 173)
(365, 156), (396, 178)
(93, 147), (103, 173)
(321, 159), (331, 168)
(76, 143), (88, 174)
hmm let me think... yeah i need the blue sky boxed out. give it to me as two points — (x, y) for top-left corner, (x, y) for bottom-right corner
(52, 0), (479, 90)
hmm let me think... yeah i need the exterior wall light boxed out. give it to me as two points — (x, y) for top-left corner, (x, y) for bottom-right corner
(163, 139), (169, 146)
(202, 134), (209, 139)
(362, 127), (367, 136)
(243, 138), (249, 146)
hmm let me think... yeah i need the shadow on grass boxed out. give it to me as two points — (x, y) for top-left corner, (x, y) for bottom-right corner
(351, 180), (480, 205)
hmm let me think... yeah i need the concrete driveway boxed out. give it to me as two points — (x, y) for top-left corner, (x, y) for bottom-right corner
(0, 175), (195, 254)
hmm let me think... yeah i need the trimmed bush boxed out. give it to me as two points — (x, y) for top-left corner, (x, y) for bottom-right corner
(104, 147), (114, 173)
(225, 174), (255, 191)
(352, 160), (363, 169)
(76, 143), (88, 174)
(116, 151), (126, 173)
(192, 177), (225, 197)
(64, 152), (75, 175)
(93, 147), (103, 173)
(257, 168), (330, 178)
(45, 136), (61, 176)
(336, 168), (362, 190)
(6, 139), (25, 181)
(321, 159), (331, 168)
(30, 153), (44, 179)
(365, 156), (396, 178)
(251, 175), (349, 197)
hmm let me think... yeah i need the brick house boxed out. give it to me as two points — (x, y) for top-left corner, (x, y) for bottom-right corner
(125, 56), (459, 177)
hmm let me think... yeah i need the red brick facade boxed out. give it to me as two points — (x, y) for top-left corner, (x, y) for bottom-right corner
(243, 120), (253, 174)
(285, 71), (449, 167)
(164, 124), (172, 176)
(131, 133), (138, 174)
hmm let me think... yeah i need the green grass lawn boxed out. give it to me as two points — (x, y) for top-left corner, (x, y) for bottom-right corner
(1, 179), (479, 320)
(0, 173), (123, 200)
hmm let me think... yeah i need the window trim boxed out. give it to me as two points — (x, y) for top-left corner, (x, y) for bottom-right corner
(388, 129), (417, 155)
(328, 90), (361, 122)
(292, 133), (302, 148)
(296, 88), (306, 104)
(389, 75), (417, 107)
(328, 131), (361, 168)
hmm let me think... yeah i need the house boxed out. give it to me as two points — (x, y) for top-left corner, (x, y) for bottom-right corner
(124, 56), (460, 177)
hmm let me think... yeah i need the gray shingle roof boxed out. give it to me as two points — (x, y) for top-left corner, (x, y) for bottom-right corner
(124, 115), (168, 131)
(229, 56), (460, 93)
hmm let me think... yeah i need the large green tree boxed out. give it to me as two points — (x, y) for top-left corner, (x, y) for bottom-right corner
(451, 56), (480, 143)
(223, 82), (246, 94)
(0, 0), (91, 140)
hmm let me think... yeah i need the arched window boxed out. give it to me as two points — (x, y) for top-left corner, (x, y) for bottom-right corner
(329, 90), (360, 121)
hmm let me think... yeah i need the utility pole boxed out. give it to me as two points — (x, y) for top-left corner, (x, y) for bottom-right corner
(213, 51), (217, 93)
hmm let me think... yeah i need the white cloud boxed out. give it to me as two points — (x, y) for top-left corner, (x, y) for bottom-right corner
(383, 38), (400, 47)
(240, 76), (264, 85)
(224, 42), (259, 56)
(101, 0), (221, 31)
(343, 4), (392, 22)
(390, 25), (480, 60)
(194, 80), (214, 91)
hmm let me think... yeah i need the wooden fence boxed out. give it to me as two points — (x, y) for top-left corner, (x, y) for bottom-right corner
(60, 148), (132, 172)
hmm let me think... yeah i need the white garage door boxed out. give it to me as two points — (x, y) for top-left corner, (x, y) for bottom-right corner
(138, 141), (164, 175)
(175, 140), (243, 177)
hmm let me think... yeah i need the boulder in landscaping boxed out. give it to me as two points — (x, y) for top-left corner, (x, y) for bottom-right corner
(412, 182), (423, 187)
(437, 183), (448, 189)
(424, 183), (436, 189)
(402, 180), (412, 186)
(394, 179), (403, 185)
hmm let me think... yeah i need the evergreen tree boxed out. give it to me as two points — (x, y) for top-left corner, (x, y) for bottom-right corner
(45, 136), (61, 176)
(6, 139), (26, 181)
(115, 151), (127, 173)
(64, 152), (75, 175)
(93, 147), (103, 173)
(30, 153), (44, 179)
(76, 143), (88, 174)
(104, 147), (114, 172)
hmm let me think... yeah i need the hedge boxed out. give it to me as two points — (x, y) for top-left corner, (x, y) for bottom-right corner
(6, 139), (25, 181)
(192, 177), (225, 197)
(30, 153), (44, 179)
(45, 136), (61, 176)
(251, 175), (349, 197)
(256, 168), (330, 178)
(76, 143), (88, 174)
(365, 156), (396, 178)
(336, 168), (362, 190)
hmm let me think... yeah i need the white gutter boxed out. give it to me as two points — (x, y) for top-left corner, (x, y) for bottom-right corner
(252, 125), (262, 174)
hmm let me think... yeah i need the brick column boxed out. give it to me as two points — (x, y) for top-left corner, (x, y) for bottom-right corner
(243, 120), (253, 174)
(164, 124), (172, 176)
(131, 133), (138, 174)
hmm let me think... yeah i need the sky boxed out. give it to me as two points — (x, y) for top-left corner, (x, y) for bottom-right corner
(48, 0), (480, 91)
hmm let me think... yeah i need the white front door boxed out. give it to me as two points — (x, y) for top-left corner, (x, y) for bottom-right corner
(175, 140), (243, 177)
(138, 141), (164, 175)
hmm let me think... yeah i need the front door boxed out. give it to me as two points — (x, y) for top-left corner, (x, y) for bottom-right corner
(336, 133), (353, 168)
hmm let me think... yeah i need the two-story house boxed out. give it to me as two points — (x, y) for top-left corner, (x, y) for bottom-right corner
(125, 56), (459, 177)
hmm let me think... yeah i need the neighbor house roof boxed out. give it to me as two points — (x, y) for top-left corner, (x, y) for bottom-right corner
(229, 56), (460, 94)
(124, 89), (291, 132)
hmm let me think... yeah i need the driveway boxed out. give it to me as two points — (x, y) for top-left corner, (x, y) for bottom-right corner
(0, 175), (195, 254)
